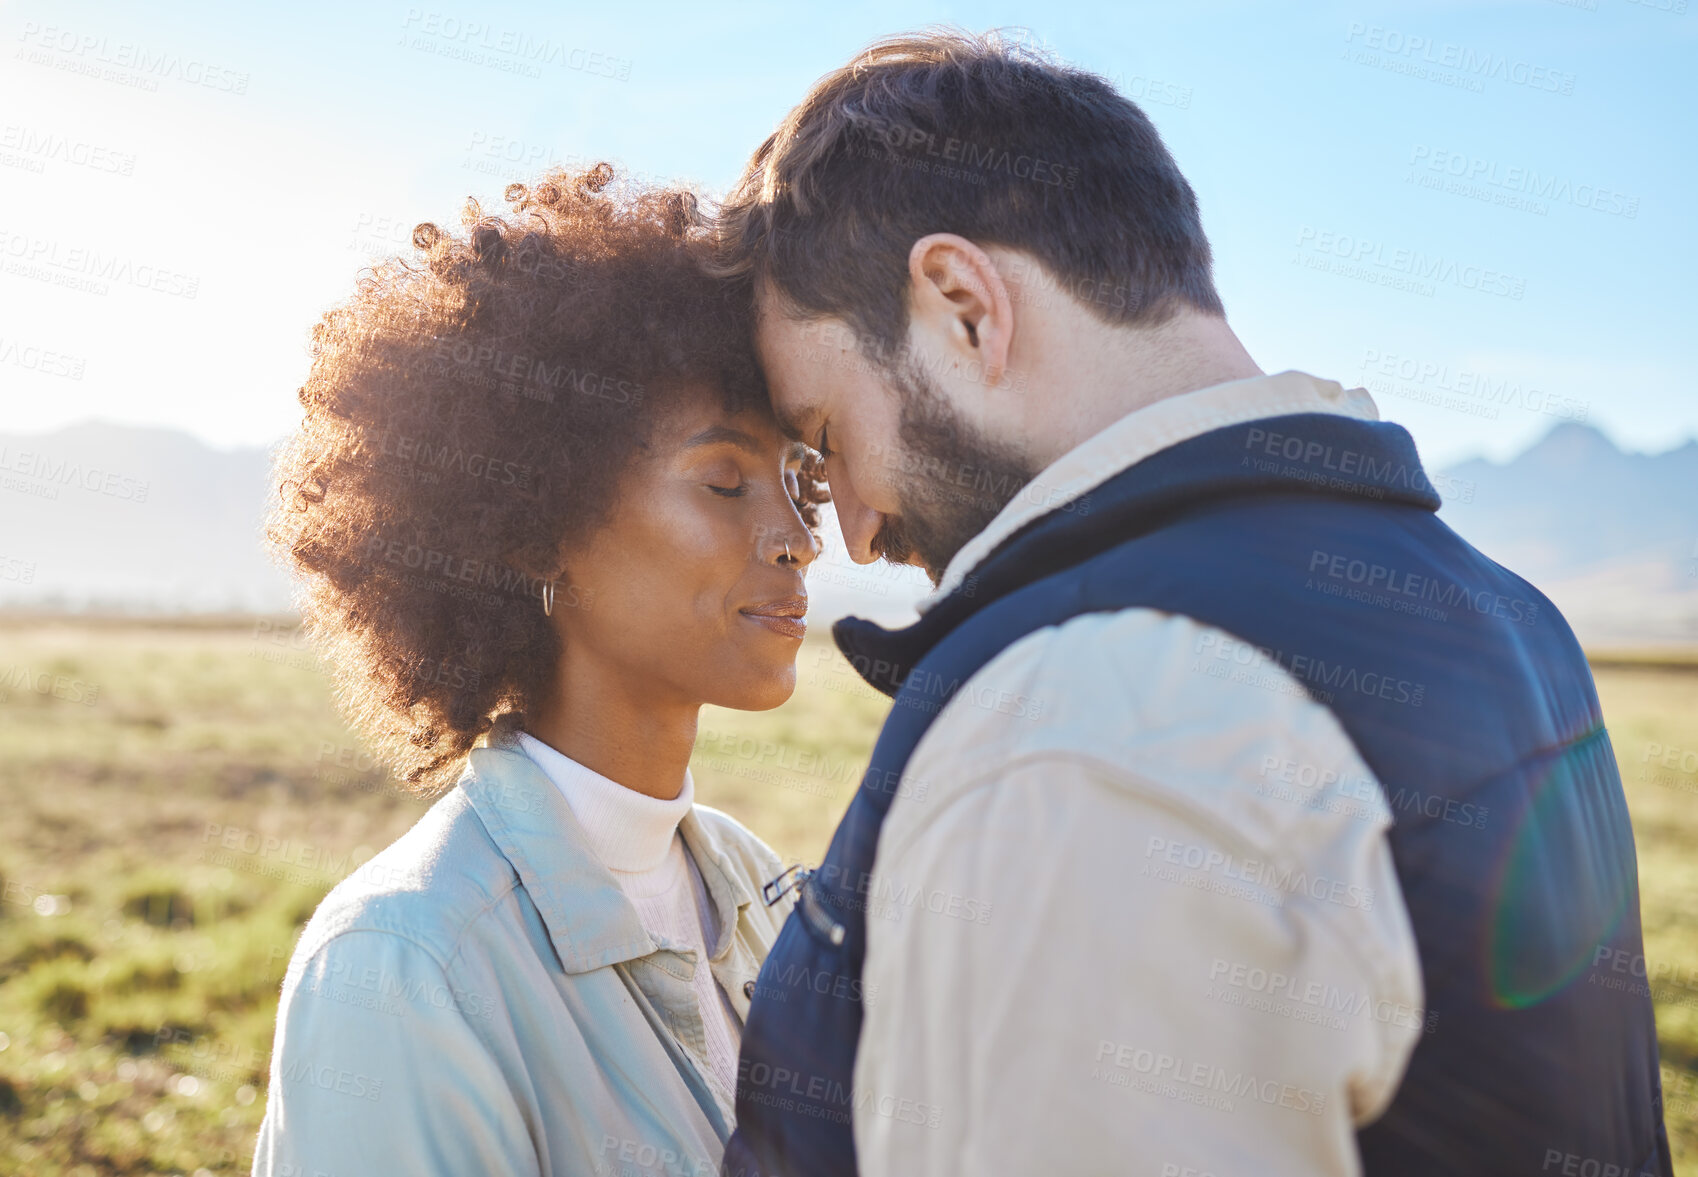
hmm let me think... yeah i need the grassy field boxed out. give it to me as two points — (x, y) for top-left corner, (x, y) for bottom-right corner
(0, 619), (1694, 1174)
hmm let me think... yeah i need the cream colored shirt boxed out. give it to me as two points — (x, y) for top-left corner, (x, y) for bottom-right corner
(853, 371), (1424, 1177)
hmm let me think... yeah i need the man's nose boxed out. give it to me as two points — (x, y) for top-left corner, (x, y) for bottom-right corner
(825, 455), (885, 565)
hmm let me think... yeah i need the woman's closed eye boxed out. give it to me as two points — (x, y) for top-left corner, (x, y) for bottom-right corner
(699, 458), (748, 497)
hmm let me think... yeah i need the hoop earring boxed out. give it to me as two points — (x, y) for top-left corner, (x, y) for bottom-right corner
(542, 580), (555, 617)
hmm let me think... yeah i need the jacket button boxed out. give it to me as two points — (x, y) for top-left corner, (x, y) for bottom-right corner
(743, 980), (757, 999)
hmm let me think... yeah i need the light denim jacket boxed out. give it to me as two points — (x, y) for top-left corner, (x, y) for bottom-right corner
(251, 736), (792, 1177)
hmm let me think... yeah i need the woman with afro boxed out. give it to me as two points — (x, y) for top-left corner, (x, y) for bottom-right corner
(253, 164), (827, 1176)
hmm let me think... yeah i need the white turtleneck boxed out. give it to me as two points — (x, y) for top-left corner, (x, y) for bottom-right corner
(514, 731), (742, 1103)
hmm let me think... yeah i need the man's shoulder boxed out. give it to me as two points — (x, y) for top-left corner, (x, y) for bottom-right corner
(913, 605), (1280, 755)
(891, 607), (1385, 857)
(286, 786), (519, 980)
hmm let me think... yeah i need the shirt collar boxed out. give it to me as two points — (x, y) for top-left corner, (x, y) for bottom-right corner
(514, 731), (692, 874)
(678, 809), (757, 959)
(921, 370), (1380, 608)
(460, 736), (753, 974)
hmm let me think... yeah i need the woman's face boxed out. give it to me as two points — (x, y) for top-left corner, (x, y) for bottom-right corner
(550, 386), (820, 713)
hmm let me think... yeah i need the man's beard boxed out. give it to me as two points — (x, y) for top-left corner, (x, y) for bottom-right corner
(869, 360), (1037, 586)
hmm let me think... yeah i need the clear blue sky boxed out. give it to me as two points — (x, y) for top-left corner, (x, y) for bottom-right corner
(2, 0), (1692, 467)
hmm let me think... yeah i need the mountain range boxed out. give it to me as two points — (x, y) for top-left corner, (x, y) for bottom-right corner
(1436, 422), (1698, 647)
(2, 419), (1695, 647)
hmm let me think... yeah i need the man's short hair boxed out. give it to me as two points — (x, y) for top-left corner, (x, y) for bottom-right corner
(713, 27), (1225, 359)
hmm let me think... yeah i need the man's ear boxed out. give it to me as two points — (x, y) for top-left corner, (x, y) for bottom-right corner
(907, 234), (1014, 389)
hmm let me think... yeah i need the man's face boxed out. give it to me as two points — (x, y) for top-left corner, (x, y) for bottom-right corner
(754, 296), (1035, 584)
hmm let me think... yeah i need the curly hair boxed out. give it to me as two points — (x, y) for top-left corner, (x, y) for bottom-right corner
(269, 164), (828, 795)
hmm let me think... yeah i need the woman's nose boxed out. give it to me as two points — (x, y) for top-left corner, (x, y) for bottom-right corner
(761, 522), (819, 569)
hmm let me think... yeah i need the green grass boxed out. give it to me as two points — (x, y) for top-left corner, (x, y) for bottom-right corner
(0, 620), (1694, 1173)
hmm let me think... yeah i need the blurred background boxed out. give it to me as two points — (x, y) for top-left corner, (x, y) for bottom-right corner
(1, 0), (1694, 1172)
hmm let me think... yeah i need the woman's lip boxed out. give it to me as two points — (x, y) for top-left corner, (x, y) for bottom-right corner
(742, 596), (808, 619)
(741, 613), (807, 640)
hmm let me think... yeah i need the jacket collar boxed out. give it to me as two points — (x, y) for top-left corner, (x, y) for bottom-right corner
(922, 369), (1379, 606)
(679, 809), (757, 960)
(460, 737), (754, 973)
(834, 396), (1441, 698)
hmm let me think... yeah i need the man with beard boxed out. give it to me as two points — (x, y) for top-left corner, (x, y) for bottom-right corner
(712, 29), (1670, 1177)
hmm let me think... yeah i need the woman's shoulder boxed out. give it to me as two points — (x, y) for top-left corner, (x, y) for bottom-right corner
(286, 786), (520, 980)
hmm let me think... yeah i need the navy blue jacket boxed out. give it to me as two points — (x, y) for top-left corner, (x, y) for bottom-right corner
(725, 412), (1670, 1177)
